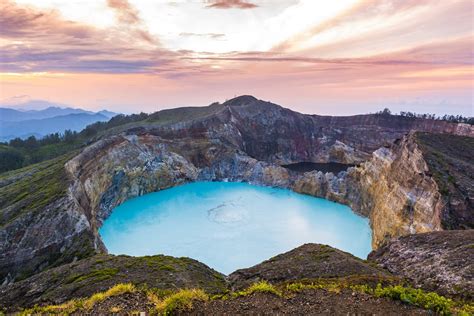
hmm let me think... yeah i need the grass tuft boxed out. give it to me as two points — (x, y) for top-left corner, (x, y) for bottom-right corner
(83, 283), (136, 309)
(153, 289), (208, 315)
(20, 299), (83, 315)
(234, 281), (282, 298)
(18, 279), (474, 315)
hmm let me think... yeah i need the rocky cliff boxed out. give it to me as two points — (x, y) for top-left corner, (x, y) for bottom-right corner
(0, 95), (472, 284)
(347, 132), (473, 247)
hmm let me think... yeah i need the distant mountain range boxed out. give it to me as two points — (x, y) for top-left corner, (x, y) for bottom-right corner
(0, 102), (118, 141)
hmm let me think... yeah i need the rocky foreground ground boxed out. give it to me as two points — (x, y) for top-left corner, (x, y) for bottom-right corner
(1, 232), (473, 315)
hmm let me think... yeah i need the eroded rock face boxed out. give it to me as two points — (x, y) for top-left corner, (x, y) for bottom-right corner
(1, 96), (473, 284)
(368, 230), (474, 300)
(348, 133), (445, 248)
(344, 132), (474, 248)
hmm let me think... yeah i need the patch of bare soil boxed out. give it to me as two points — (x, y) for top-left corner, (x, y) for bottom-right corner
(73, 292), (154, 315)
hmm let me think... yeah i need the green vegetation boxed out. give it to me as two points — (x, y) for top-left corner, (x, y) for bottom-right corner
(415, 132), (474, 228)
(153, 289), (208, 315)
(18, 279), (474, 315)
(376, 108), (474, 124)
(351, 284), (474, 315)
(66, 268), (119, 284)
(0, 113), (148, 173)
(285, 280), (473, 315)
(0, 144), (24, 172)
(123, 254), (199, 272)
(286, 281), (342, 294)
(233, 281), (282, 298)
(83, 283), (136, 309)
(312, 244), (335, 261)
(0, 133), (84, 173)
(20, 283), (136, 315)
(146, 103), (222, 124)
(0, 153), (74, 226)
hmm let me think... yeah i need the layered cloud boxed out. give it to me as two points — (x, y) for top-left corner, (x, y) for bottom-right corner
(0, 0), (472, 115)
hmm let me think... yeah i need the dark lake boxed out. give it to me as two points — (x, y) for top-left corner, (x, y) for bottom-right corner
(282, 162), (355, 174)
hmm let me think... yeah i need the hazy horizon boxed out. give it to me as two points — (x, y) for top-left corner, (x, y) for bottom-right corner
(1, 0), (473, 116)
(1, 95), (473, 117)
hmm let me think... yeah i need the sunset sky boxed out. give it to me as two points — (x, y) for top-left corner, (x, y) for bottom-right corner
(0, 0), (473, 115)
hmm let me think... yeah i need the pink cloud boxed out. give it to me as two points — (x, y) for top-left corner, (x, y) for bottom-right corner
(205, 0), (258, 9)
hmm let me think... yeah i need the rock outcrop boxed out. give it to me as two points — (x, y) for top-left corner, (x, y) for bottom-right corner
(228, 244), (391, 291)
(0, 95), (473, 284)
(369, 230), (474, 300)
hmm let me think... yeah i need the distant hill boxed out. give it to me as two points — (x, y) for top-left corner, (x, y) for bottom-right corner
(0, 107), (96, 122)
(0, 102), (118, 141)
(0, 113), (111, 141)
(97, 110), (117, 119)
(0, 99), (72, 111)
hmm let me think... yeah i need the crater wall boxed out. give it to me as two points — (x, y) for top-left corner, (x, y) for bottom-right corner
(1, 96), (473, 284)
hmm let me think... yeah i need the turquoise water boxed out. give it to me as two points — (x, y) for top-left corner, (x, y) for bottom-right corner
(99, 181), (372, 274)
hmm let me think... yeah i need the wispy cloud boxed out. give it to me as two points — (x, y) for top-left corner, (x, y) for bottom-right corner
(106, 0), (158, 45)
(205, 0), (258, 9)
(107, 0), (141, 24)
